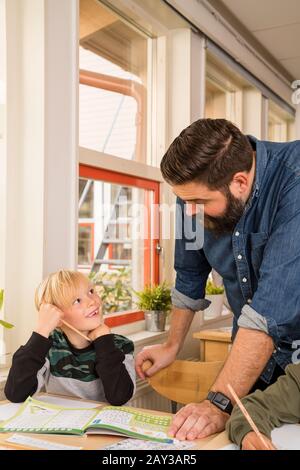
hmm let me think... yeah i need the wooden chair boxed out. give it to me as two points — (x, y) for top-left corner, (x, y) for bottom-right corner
(142, 359), (224, 412)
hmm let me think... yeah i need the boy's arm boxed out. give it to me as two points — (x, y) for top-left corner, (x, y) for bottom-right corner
(4, 332), (52, 402)
(93, 334), (135, 406)
(226, 363), (300, 447)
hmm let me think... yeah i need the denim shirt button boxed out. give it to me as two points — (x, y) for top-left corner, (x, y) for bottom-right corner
(247, 298), (252, 303)
(242, 277), (247, 283)
(235, 231), (240, 237)
(237, 254), (242, 260)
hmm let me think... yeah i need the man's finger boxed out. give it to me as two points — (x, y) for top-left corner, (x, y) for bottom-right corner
(136, 351), (153, 379)
(135, 354), (146, 380)
(175, 414), (200, 440)
(181, 414), (210, 440)
(190, 420), (216, 440)
(169, 413), (188, 437)
(169, 406), (195, 437)
(144, 362), (161, 377)
(135, 363), (145, 380)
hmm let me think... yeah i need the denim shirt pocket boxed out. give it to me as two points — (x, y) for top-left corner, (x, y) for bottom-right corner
(249, 232), (269, 278)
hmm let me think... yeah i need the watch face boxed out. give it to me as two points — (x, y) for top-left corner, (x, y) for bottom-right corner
(214, 393), (230, 409)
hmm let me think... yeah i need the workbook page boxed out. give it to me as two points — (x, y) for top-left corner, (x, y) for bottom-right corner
(0, 397), (97, 435)
(87, 406), (173, 442)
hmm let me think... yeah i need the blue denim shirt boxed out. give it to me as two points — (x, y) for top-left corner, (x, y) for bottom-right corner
(172, 136), (300, 383)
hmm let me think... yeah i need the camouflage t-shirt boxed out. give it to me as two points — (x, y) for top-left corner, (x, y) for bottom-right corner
(5, 330), (136, 405)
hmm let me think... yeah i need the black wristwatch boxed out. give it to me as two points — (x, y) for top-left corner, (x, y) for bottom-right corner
(206, 391), (233, 414)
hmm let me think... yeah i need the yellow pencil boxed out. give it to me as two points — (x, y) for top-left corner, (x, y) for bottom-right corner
(61, 320), (91, 342)
(227, 383), (275, 450)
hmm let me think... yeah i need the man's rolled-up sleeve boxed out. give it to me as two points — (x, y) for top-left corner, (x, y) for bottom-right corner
(238, 181), (300, 346)
(172, 198), (212, 312)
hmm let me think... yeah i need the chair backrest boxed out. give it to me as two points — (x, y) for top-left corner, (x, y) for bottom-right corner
(142, 359), (224, 405)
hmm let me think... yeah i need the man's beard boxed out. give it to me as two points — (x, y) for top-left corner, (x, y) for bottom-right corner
(204, 188), (246, 236)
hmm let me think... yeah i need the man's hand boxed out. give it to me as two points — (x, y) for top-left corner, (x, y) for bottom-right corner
(135, 343), (178, 380)
(88, 323), (111, 341)
(242, 432), (276, 450)
(169, 400), (229, 440)
(35, 303), (64, 338)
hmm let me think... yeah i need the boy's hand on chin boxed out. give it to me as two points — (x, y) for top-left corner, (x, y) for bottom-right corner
(88, 323), (111, 341)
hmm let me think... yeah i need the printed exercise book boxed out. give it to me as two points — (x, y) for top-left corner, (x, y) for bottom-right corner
(0, 397), (173, 443)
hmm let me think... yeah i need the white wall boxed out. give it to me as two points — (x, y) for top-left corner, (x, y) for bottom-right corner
(0, 0), (6, 294)
(3, 0), (78, 353)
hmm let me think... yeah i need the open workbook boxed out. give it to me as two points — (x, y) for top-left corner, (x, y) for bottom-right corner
(0, 397), (173, 443)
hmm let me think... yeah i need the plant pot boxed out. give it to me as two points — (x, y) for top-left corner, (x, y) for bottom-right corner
(144, 310), (167, 332)
(204, 294), (224, 320)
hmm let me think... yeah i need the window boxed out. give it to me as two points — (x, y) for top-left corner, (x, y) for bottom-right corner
(205, 51), (249, 129)
(205, 51), (264, 139)
(78, 1), (162, 328)
(79, 0), (149, 163)
(268, 101), (295, 142)
(78, 165), (160, 316)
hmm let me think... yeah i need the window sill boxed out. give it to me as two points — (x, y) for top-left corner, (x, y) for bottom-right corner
(104, 310), (144, 328)
(127, 325), (170, 348)
(202, 312), (233, 326)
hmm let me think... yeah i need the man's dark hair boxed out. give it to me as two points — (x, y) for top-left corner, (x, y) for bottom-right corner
(160, 119), (253, 189)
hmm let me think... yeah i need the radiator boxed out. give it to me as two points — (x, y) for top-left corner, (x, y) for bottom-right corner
(127, 361), (199, 413)
(128, 358), (200, 412)
(127, 378), (172, 413)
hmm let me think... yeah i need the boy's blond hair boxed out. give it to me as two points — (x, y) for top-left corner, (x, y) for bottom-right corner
(35, 270), (90, 311)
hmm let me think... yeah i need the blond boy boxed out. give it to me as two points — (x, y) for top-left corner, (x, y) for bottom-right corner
(5, 270), (135, 404)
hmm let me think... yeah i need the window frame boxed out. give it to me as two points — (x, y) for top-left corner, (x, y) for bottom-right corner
(268, 100), (296, 142)
(79, 161), (161, 326)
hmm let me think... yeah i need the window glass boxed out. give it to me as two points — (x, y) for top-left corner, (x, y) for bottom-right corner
(78, 175), (158, 314)
(79, 0), (148, 162)
(205, 51), (254, 131)
(268, 101), (295, 142)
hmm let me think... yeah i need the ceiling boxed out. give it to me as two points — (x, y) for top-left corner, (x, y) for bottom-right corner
(208, 0), (300, 81)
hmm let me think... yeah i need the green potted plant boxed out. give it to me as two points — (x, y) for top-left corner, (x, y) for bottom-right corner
(204, 279), (225, 320)
(135, 283), (172, 332)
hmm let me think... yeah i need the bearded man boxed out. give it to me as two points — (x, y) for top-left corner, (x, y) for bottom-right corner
(135, 118), (300, 441)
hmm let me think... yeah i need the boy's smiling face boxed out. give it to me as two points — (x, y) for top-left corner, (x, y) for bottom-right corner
(62, 280), (102, 332)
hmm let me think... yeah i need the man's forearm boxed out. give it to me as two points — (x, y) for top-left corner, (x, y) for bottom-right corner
(165, 306), (195, 353)
(211, 327), (274, 401)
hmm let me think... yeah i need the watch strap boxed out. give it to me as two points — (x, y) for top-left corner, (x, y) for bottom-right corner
(207, 390), (233, 414)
